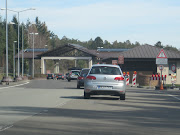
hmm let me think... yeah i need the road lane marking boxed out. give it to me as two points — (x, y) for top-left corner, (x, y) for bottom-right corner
(0, 82), (29, 90)
(168, 94), (180, 101)
(0, 125), (13, 132)
(156, 91), (180, 101)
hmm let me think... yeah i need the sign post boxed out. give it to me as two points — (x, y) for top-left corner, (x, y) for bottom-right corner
(156, 49), (168, 90)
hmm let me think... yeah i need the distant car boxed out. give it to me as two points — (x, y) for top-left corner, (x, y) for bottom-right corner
(57, 74), (64, 80)
(77, 68), (90, 88)
(47, 73), (55, 80)
(84, 64), (126, 100)
(67, 70), (80, 82)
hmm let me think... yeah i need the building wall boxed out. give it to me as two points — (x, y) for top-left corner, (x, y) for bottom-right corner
(157, 60), (180, 84)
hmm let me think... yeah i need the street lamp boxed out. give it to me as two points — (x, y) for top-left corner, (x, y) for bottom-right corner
(13, 41), (17, 79)
(1, 7), (36, 78)
(29, 32), (38, 79)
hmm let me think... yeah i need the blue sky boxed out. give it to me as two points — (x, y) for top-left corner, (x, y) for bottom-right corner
(0, 0), (180, 49)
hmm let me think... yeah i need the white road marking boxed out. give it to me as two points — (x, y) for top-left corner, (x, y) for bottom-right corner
(0, 82), (29, 90)
(156, 91), (180, 101)
(168, 94), (180, 101)
(0, 125), (13, 132)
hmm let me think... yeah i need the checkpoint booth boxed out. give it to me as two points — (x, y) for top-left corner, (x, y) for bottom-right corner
(101, 45), (180, 85)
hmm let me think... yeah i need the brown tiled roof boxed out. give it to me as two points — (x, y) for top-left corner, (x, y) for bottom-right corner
(39, 43), (97, 57)
(103, 44), (180, 60)
(15, 51), (44, 59)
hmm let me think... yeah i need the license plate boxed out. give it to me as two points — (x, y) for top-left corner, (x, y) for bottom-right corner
(97, 86), (113, 89)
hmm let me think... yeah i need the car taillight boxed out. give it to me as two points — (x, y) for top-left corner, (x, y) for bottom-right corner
(114, 77), (124, 81)
(86, 75), (96, 80)
(78, 76), (84, 80)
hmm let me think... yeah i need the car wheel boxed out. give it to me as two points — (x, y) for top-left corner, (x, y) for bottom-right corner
(84, 92), (90, 99)
(77, 84), (80, 89)
(120, 94), (125, 100)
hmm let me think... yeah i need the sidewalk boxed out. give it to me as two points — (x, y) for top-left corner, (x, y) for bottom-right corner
(0, 79), (30, 87)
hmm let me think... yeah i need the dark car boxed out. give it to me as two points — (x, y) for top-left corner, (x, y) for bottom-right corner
(77, 68), (90, 88)
(47, 73), (55, 80)
(65, 73), (69, 80)
(57, 74), (64, 80)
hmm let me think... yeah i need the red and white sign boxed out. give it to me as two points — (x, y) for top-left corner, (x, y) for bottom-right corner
(118, 55), (124, 64)
(157, 49), (167, 58)
(159, 65), (164, 71)
(156, 49), (168, 65)
(112, 60), (118, 65)
(171, 64), (176, 73)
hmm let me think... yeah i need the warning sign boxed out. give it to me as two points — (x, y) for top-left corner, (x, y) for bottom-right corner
(156, 49), (168, 65)
(157, 49), (167, 58)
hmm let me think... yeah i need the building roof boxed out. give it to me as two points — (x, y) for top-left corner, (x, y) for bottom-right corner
(38, 43), (97, 57)
(102, 44), (180, 60)
(15, 48), (48, 59)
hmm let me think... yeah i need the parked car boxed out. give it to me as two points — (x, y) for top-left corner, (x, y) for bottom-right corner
(77, 68), (90, 88)
(47, 73), (55, 80)
(57, 74), (64, 80)
(84, 64), (126, 100)
(67, 70), (80, 82)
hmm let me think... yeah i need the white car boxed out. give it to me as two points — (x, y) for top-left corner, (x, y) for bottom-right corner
(84, 64), (126, 100)
(67, 70), (80, 82)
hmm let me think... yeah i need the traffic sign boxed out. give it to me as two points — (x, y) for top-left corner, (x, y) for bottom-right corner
(156, 58), (168, 65)
(156, 49), (168, 65)
(159, 65), (164, 71)
(118, 55), (124, 64)
(112, 60), (118, 65)
(157, 49), (167, 58)
(171, 64), (176, 73)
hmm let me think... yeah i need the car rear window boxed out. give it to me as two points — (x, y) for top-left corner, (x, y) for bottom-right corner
(72, 71), (80, 75)
(89, 66), (121, 75)
(80, 69), (89, 76)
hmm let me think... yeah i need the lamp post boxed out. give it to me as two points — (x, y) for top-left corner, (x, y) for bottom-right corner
(22, 25), (24, 77)
(13, 41), (17, 79)
(29, 32), (38, 79)
(1, 8), (35, 78)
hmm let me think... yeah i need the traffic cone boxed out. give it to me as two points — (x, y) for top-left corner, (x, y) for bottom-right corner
(160, 82), (164, 90)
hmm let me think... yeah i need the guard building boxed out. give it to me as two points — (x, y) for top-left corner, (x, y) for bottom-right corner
(19, 44), (180, 85)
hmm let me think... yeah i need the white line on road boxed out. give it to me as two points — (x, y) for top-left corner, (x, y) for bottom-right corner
(0, 125), (13, 132)
(0, 82), (30, 90)
(168, 94), (180, 101)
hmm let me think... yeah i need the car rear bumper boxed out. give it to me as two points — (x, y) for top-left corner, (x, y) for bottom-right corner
(84, 82), (126, 95)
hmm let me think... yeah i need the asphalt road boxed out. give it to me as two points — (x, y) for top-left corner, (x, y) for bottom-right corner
(0, 79), (180, 135)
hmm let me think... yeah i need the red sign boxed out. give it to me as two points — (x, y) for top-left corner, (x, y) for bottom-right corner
(157, 49), (167, 58)
(118, 55), (124, 64)
(112, 60), (118, 65)
(171, 64), (176, 72)
(159, 65), (164, 71)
